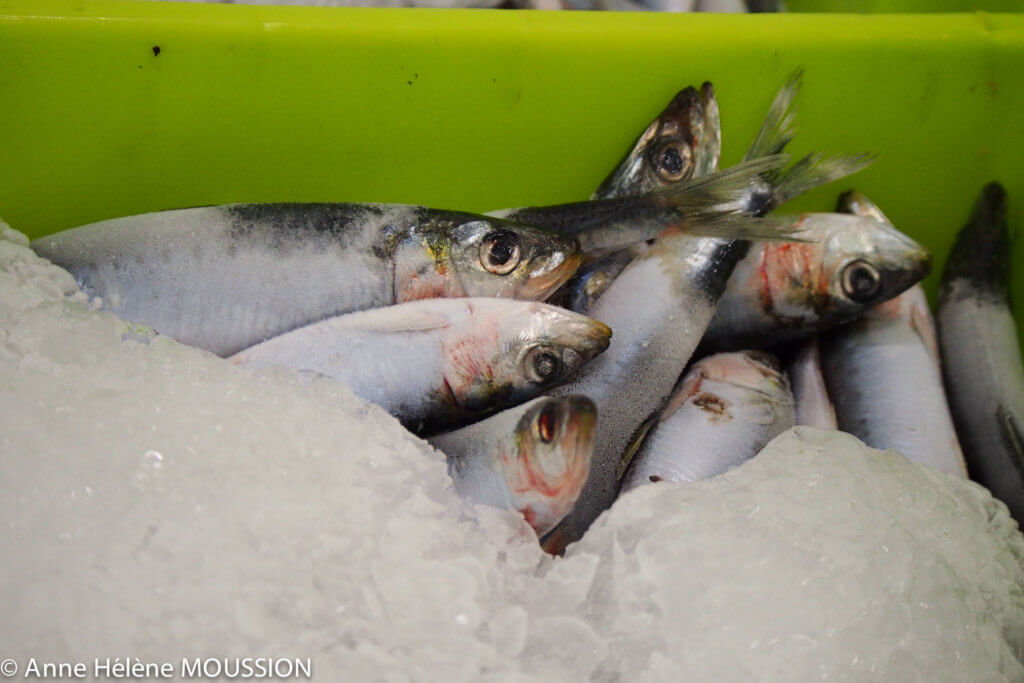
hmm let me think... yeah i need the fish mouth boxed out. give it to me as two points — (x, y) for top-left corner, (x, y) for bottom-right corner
(559, 314), (612, 360)
(520, 247), (583, 301)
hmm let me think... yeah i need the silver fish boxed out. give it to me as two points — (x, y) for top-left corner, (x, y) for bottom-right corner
(822, 285), (967, 477)
(699, 211), (932, 353)
(33, 203), (581, 357)
(938, 183), (1024, 514)
(559, 81), (721, 313)
(230, 298), (610, 435)
(593, 82), (721, 199)
(619, 350), (794, 492)
(558, 71), (873, 315)
(783, 336), (837, 430)
(428, 396), (597, 537)
(541, 231), (760, 554)
(821, 190), (964, 476)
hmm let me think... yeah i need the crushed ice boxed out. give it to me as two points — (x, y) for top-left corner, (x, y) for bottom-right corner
(2, 222), (1023, 680)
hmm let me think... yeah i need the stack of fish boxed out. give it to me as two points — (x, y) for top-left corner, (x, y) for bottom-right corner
(30, 72), (1022, 552)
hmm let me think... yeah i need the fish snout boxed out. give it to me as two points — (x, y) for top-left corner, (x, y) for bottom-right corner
(522, 246), (583, 301)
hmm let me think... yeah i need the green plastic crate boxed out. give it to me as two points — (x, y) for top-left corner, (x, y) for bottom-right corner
(0, 1), (1022, 350)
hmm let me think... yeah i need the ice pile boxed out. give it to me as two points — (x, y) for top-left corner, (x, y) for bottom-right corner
(2, 222), (1024, 681)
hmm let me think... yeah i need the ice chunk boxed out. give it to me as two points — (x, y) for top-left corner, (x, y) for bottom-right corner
(576, 427), (1024, 680)
(2, 223), (1024, 680)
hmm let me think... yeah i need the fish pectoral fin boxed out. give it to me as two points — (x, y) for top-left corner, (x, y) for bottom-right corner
(617, 412), (660, 483)
(908, 299), (942, 364)
(998, 406), (1024, 468)
(678, 214), (815, 243)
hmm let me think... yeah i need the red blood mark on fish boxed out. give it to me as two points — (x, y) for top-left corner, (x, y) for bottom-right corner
(440, 319), (500, 400)
(757, 232), (826, 320)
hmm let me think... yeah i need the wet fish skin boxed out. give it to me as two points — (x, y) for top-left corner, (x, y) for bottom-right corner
(822, 284), (967, 477)
(783, 336), (837, 430)
(818, 190), (963, 476)
(938, 182), (1024, 516)
(32, 203), (581, 357)
(542, 232), (751, 553)
(229, 297), (611, 435)
(429, 395), (597, 537)
(593, 82), (721, 200)
(699, 212), (932, 353)
(556, 81), (721, 313)
(620, 350), (795, 492)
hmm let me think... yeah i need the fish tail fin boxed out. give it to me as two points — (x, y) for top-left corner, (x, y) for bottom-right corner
(771, 152), (877, 208)
(654, 154), (790, 214)
(665, 213), (813, 243)
(744, 69), (802, 162)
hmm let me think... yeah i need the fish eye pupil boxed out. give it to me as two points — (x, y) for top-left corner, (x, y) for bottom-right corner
(843, 260), (882, 302)
(489, 235), (515, 265)
(480, 230), (521, 275)
(660, 146), (684, 175)
(533, 352), (559, 379)
(537, 403), (559, 443)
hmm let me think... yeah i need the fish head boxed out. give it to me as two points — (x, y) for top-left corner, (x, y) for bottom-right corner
(503, 304), (612, 392)
(502, 395), (597, 537)
(755, 213), (930, 326)
(448, 219), (582, 301)
(592, 82), (721, 199)
(826, 193), (933, 319)
(438, 301), (610, 419)
(820, 215), (931, 319)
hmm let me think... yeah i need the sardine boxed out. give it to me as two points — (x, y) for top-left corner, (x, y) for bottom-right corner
(230, 298), (610, 435)
(783, 336), (837, 430)
(938, 183), (1024, 513)
(593, 81), (721, 199)
(556, 71), (873, 314)
(541, 230), (761, 553)
(619, 351), (794, 492)
(822, 285), (966, 477)
(559, 81), (721, 313)
(33, 203), (582, 357)
(820, 190), (964, 476)
(428, 395), (597, 537)
(699, 211), (932, 353)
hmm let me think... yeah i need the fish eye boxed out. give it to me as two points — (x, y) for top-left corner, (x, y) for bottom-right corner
(525, 346), (563, 384)
(535, 402), (560, 444)
(651, 139), (693, 182)
(841, 260), (882, 303)
(480, 230), (521, 275)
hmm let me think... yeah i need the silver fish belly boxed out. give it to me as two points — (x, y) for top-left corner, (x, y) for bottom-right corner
(784, 336), (837, 430)
(620, 350), (795, 492)
(542, 234), (747, 552)
(938, 183), (1024, 516)
(822, 285), (966, 477)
